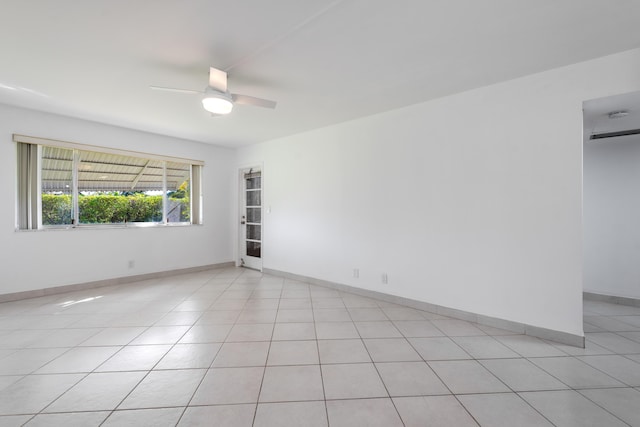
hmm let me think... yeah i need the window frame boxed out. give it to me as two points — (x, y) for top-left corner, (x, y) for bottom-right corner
(15, 134), (203, 230)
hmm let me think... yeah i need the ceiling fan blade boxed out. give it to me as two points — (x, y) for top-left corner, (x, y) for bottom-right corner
(209, 67), (228, 92)
(150, 85), (202, 94)
(232, 94), (277, 109)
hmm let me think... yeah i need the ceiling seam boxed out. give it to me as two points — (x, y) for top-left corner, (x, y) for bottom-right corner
(223, 0), (347, 73)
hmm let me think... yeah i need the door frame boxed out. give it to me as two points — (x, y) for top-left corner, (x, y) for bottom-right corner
(236, 163), (264, 271)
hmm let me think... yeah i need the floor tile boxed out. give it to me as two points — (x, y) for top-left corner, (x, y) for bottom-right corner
(376, 361), (449, 396)
(318, 339), (371, 364)
(196, 310), (241, 325)
(154, 311), (202, 326)
(409, 337), (471, 360)
(267, 340), (319, 365)
(382, 307), (427, 321)
(26, 328), (100, 348)
(520, 390), (629, 427)
(129, 325), (190, 345)
(326, 398), (403, 427)
(393, 320), (444, 337)
(452, 336), (520, 359)
(0, 330), (48, 349)
(35, 346), (120, 374)
(236, 309), (277, 324)
(102, 407), (184, 427)
(613, 315), (640, 328)
(530, 357), (624, 388)
(260, 365), (324, 402)
(586, 332), (640, 354)
(363, 338), (421, 362)
(431, 319), (485, 336)
(0, 374), (84, 415)
(619, 331), (640, 343)
(315, 321), (359, 339)
(584, 316), (639, 332)
(190, 367), (264, 405)
(578, 354), (640, 386)
(348, 308), (388, 321)
(254, 401), (327, 427)
(0, 348), (68, 375)
(479, 358), (569, 391)
(244, 299), (280, 310)
(0, 415), (32, 426)
(24, 411), (110, 426)
(272, 322), (316, 340)
(312, 308), (351, 322)
(212, 341), (269, 367)
(495, 335), (567, 357)
(458, 393), (553, 427)
(322, 363), (387, 399)
(428, 360), (510, 394)
(312, 299), (345, 309)
(276, 309), (314, 323)
(95, 345), (171, 371)
(394, 395), (478, 427)
(278, 298), (312, 309)
(79, 327), (146, 346)
(44, 371), (145, 412)
(579, 387), (640, 426)
(180, 324), (232, 343)
(342, 296), (379, 308)
(154, 343), (221, 369)
(355, 321), (402, 338)
(118, 369), (205, 409)
(0, 376), (22, 392)
(226, 323), (274, 342)
(179, 404), (255, 426)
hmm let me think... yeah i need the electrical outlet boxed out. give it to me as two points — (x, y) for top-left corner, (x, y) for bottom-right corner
(353, 268), (359, 278)
(128, 260), (135, 269)
(381, 273), (388, 284)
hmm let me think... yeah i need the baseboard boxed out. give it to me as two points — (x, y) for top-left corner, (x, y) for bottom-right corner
(584, 291), (640, 308)
(0, 262), (235, 303)
(264, 268), (585, 348)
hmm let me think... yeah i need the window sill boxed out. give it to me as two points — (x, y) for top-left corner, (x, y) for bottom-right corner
(16, 222), (201, 232)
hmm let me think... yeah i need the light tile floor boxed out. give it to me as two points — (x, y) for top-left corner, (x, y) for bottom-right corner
(0, 268), (640, 426)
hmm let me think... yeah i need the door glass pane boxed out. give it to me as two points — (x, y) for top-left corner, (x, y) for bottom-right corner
(41, 146), (73, 226)
(247, 241), (261, 258)
(246, 207), (261, 223)
(246, 190), (261, 207)
(246, 224), (261, 240)
(246, 176), (261, 190)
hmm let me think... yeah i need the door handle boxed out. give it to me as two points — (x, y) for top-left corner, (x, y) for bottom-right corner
(240, 215), (246, 225)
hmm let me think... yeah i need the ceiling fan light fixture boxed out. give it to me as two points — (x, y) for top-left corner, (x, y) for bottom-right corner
(202, 90), (233, 115)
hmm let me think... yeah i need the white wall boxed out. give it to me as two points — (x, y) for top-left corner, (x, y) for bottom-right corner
(0, 104), (235, 295)
(584, 133), (640, 299)
(238, 48), (640, 337)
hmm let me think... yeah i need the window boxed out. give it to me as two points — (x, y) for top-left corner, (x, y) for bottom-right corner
(15, 134), (203, 230)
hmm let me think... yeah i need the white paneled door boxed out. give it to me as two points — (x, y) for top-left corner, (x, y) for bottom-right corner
(240, 168), (262, 271)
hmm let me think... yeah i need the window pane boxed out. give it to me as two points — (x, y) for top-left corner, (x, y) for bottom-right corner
(77, 151), (165, 224)
(167, 162), (190, 223)
(41, 146), (73, 226)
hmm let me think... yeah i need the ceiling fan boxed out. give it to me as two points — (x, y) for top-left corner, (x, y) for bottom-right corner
(150, 67), (277, 115)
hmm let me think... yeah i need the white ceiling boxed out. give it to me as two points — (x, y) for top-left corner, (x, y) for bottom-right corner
(2, 1), (640, 147)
